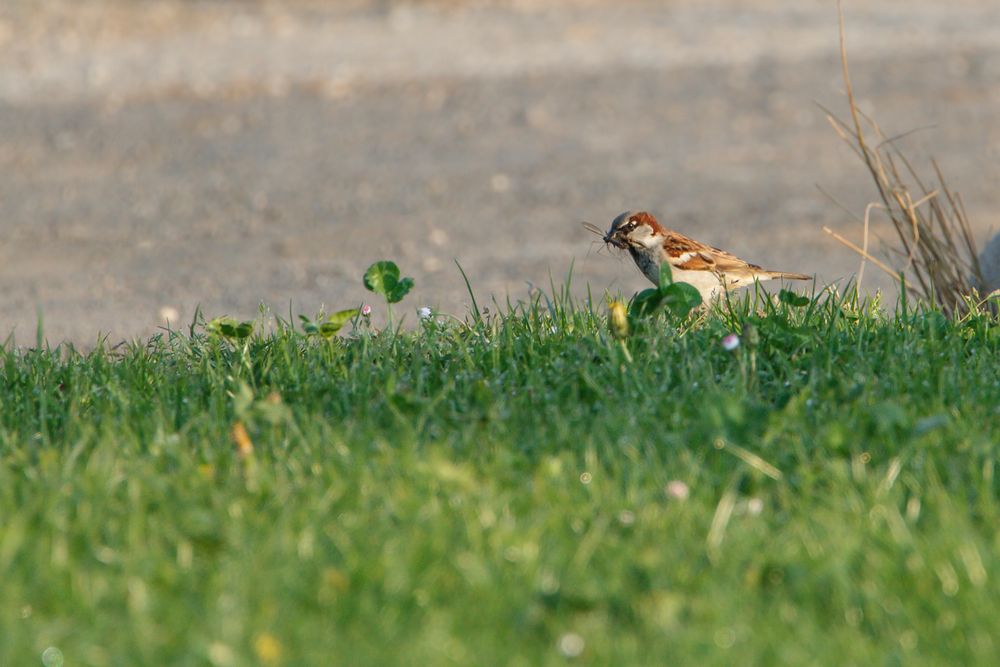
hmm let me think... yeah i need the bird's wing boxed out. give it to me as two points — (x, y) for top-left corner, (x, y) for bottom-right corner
(663, 232), (762, 274)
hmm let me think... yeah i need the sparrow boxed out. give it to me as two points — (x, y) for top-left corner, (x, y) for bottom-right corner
(587, 211), (810, 302)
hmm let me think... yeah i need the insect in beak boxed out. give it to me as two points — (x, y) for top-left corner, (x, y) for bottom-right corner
(582, 221), (624, 249)
(580, 222), (618, 246)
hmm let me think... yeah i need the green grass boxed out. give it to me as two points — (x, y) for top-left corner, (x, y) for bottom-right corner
(1, 287), (999, 666)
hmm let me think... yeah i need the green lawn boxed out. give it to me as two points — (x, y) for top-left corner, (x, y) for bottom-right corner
(1, 288), (998, 666)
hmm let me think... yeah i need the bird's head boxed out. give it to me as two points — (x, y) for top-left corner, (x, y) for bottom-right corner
(604, 211), (663, 250)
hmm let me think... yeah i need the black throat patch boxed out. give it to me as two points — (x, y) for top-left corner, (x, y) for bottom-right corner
(628, 247), (661, 284)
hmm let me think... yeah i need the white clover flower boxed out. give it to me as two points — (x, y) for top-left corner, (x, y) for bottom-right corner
(418, 306), (432, 320)
(721, 333), (740, 351)
(665, 480), (690, 501)
(558, 633), (585, 658)
(361, 304), (372, 317)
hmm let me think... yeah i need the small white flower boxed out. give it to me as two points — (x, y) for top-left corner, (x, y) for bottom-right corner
(558, 633), (585, 658)
(665, 480), (690, 501)
(361, 304), (372, 317)
(721, 333), (741, 351)
(747, 497), (764, 515)
(418, 306), (432, 320)
(41, 647), (64, 667)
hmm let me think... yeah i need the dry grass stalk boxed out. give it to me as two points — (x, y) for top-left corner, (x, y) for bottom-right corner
(823, 2), (987, 316)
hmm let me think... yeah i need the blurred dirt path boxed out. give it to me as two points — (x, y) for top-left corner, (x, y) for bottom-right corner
(2, 0), (999, 343)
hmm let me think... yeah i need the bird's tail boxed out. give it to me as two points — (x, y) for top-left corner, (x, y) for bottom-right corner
(765, 271), (811, 281)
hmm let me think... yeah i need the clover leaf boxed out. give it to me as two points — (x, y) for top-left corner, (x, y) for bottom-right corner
(364, 261), (415, 304)
(207, 316), (254, 340)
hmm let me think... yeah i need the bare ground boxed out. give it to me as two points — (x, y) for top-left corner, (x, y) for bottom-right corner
(2, 0), (999, 344)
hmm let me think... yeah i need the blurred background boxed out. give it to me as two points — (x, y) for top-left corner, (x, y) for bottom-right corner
(1, 0), (999, 344)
